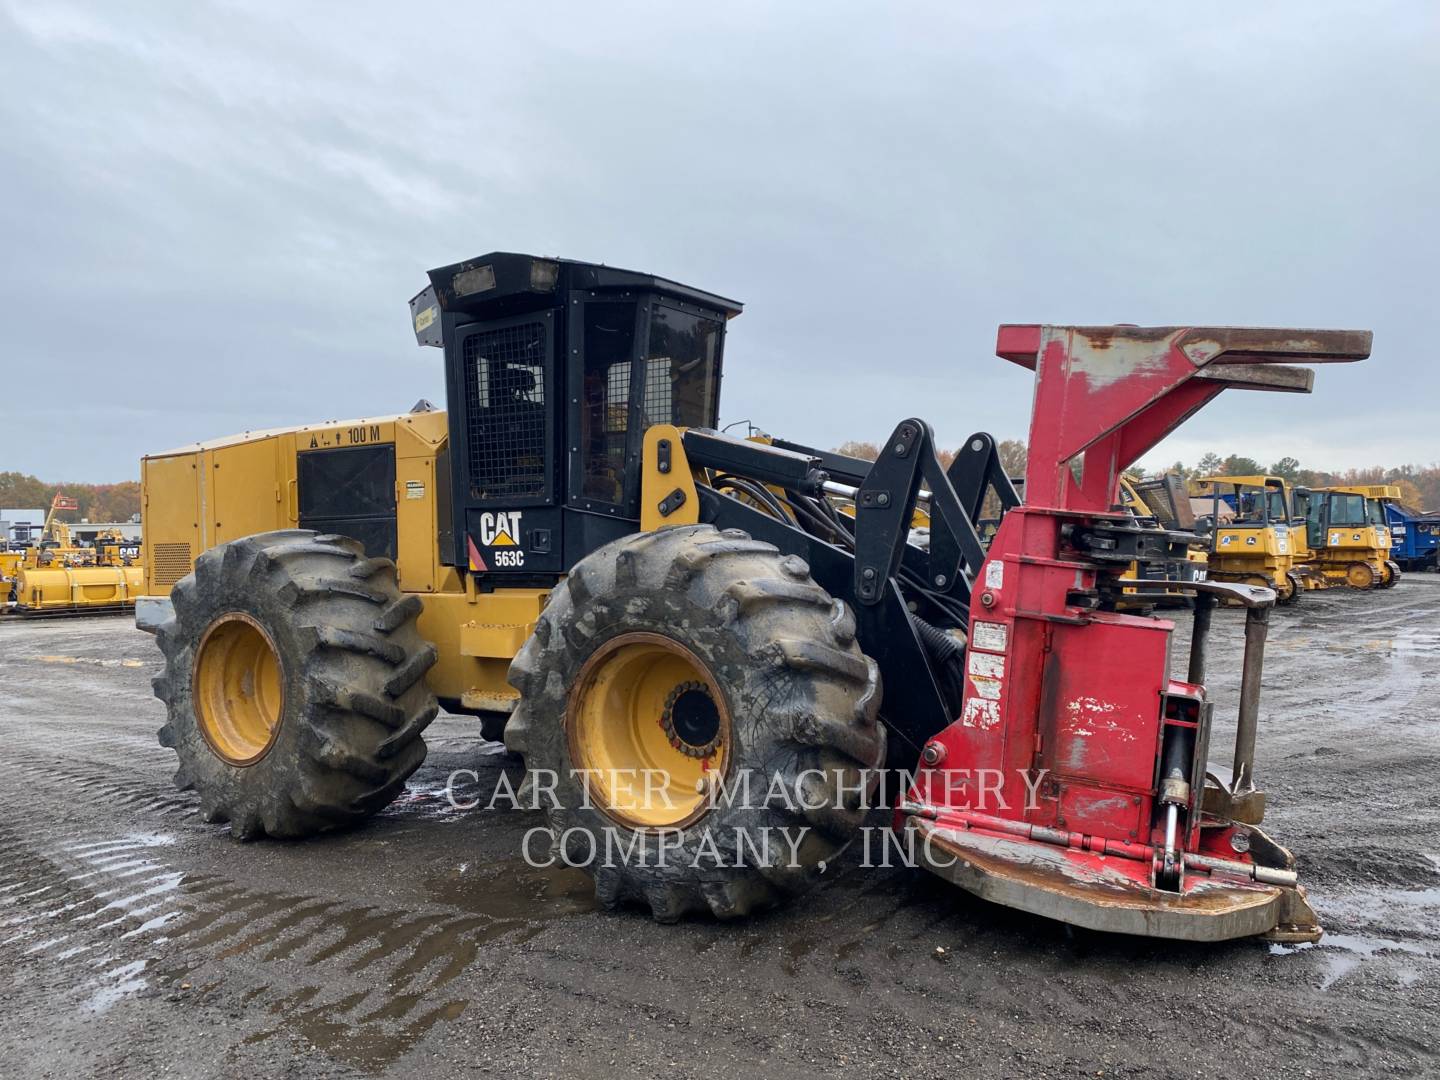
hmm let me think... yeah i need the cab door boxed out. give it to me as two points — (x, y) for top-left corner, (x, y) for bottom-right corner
(450, 309), (564, 575)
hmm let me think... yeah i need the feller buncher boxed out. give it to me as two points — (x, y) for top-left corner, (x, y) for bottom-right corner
(1295, 484), (1400, 589)
(138, 253), (1372, 942)
(1194, 475), (1309, 603)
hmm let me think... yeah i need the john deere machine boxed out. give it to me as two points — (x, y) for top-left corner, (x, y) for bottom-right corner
(1295, 484), (1400, 589)
(137, 253), (1371, 943)
(1194, 475), (1309, 603)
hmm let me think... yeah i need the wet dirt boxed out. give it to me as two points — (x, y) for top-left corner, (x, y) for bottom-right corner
(0, 580), (1438, 1078)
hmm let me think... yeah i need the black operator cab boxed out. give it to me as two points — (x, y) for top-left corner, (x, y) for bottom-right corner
(409, 253), (742, 578)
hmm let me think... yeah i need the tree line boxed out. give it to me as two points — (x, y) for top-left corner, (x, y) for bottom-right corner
(834, 439), (1029, 476)
(834, 442), (1440, 511)
(0, 472), (142, 524)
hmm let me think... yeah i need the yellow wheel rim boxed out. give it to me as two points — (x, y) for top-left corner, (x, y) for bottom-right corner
(1347, 563), (1376, 589)
(567, 632), (731, 830)
(193, 612), (284, 766)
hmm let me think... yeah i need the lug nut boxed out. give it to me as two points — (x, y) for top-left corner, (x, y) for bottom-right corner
(921, 742), (946, 766)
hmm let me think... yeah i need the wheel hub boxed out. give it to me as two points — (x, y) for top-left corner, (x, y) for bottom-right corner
(661, 682), (722, 758)
(567, 633), (732, 829)
(193, 612), (284, 766)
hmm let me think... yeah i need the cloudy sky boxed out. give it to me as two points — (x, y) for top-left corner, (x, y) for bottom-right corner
(2, 1), (1435, 483)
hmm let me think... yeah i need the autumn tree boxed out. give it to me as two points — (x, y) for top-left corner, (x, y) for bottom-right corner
(997, 439), (1028, 480)
(833, 441), (880, 461)
(1269, 456), (1302, 481)
(0, 473), (142, 523)
(1221, 454), (1263, 477)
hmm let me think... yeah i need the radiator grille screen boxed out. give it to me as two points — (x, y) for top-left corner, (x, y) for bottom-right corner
(152, 542), (193, 587)
(463, 324), (548, 500)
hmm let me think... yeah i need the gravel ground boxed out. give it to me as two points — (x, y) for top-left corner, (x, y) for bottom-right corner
(0, 579), (1437, 1079)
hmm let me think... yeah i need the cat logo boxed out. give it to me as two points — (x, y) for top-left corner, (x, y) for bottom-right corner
(477, 511), (522, 547)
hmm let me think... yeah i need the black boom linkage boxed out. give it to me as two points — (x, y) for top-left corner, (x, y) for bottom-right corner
(682, 422), (1020, 760)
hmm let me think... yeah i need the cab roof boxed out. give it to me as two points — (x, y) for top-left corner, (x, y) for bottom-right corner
(421, 252), (742, 322)
(1318, 484), (1401, 500)
(1195, 474), (1287, 489)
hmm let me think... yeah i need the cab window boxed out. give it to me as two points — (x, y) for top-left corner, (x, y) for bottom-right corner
(642, 305), (722, 430)
(1327, 493), (1367, 525)
(579, 302), (638, 504)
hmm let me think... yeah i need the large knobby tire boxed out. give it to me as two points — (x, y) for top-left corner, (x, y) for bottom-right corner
(506, 524), (885, 922)
(153, 530), (439, 839)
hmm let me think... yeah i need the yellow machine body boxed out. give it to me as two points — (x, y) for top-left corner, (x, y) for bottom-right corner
(6, 512), (144, 613)
(1196, 474), (1306, 601)
(18, 520), (105, 571)
(13, 563), (144, 612)
(1300, 484), (1397, 589)
(138, 409), (559, 714)
(1116, 474), (1208, 604)
(0, 551), (22, 600)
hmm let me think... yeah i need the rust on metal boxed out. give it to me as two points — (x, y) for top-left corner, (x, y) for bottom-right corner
(910, 817), (1301, 942)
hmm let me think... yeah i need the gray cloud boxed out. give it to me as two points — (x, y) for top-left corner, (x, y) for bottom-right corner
(2, 1), (1435, 481)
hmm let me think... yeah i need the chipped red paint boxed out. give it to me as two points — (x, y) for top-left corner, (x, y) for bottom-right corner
(905, 324), (1370, 938)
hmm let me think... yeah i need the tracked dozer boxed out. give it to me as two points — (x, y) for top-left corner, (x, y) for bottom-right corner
(1296, 484), (1401, 589)
(1194, 474), (1311, 603)
(137, 254), (1370, 942)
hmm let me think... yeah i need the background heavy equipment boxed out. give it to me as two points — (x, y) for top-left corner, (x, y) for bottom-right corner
(1296, 484), (1400, 589)
(1194, 475), (1308, 602)
(1386, 498), (1440, 572)
(1116, 473), (1207, 604)
(4, 494), (143, 615)
(137, 252), (1371, 943)
(0, 546), (21, 605)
